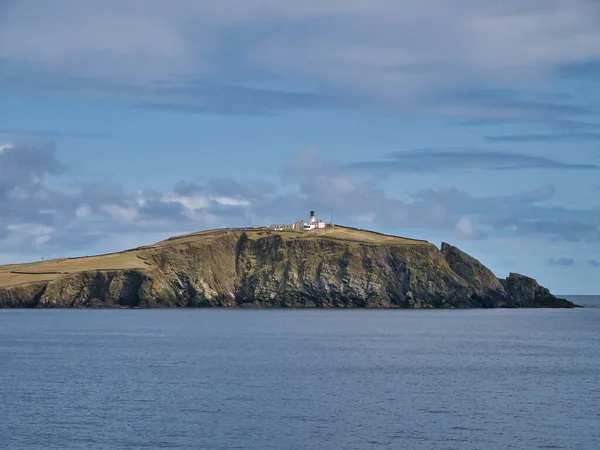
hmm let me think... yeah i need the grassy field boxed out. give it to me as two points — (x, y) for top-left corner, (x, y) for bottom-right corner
(0, 251), (148, 287)
(161, 225), (428, 246)
(0, 226), (428, 288)
(294, 225), (427, 245)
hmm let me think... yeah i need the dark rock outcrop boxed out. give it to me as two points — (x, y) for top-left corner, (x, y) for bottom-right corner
(500, 273), (576, 308)
(0, 229), (577, 308)
(441, 242), (506, 295)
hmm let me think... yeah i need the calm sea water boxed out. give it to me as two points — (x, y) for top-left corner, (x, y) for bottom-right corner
(1, 299), (599, 450)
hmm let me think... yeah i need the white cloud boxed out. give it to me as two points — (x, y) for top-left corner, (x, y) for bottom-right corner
(75, 204), (92, 218)
(455, 217), (477, 238)
(162, 193), (209, 210)
(7, 223), (56, 246)
(213, 196), (251, 207)
(100, 204), (139, 223)
(0, 143), (14, 154)
(161, 192), (250, 210)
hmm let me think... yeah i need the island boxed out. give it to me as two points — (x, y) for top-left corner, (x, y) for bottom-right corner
(0, 225), (576, 308)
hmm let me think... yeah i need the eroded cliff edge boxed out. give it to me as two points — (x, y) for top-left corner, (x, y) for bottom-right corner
(0, 227), (576, 308)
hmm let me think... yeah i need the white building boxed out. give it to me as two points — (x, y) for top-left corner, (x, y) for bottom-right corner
(265, 210), (328, 231)
(269, 223), (296, 231)
(302, 210), (327, 230)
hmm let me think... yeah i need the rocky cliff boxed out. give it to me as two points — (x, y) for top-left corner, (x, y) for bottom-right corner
(0, 227), (577, 308)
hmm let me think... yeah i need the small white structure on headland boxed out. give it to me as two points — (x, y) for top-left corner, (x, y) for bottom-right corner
(302, 210), (327, 230)
(269, 223), (296, 231)
(267, 210), (328, 231)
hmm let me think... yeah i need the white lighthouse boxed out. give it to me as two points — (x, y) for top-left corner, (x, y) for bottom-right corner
(302, 210), (327, 230)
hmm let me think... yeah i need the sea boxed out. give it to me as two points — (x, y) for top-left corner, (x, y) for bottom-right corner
(1, 296), (599, 450)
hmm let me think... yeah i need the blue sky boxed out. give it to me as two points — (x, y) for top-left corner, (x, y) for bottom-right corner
(0, 0), (599, 294)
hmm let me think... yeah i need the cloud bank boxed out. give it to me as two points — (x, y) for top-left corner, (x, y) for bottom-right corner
(347, 149), (598, 173)
(1, 0), (599, 116)
(2, 142), (599, 259)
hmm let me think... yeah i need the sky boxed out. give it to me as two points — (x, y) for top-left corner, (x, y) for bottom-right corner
(0, 0), (599, 294)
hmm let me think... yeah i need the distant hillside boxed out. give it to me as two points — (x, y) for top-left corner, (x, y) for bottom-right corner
(0, 226), (576, 308)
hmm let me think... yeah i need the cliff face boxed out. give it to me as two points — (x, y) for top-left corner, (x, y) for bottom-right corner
(0, 229), (577, 308)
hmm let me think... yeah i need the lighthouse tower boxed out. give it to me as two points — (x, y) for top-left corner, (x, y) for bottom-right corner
(303, 210), (326, 230)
